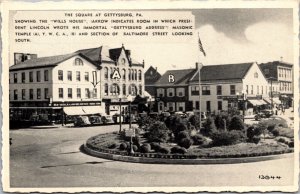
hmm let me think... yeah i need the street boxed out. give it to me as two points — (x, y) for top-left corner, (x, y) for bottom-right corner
(9, 124), (295, 188)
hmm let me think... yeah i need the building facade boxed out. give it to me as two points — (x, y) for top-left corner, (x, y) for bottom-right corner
(144, 66), (161, 97)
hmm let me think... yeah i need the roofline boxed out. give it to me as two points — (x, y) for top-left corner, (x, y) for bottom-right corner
(9, 64), (56, 72)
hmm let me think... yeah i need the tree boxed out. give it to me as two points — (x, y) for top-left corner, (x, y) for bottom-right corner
(228, 115), (244, 130)
(146, 121), (170, 143)
(201, 116), (217, 137)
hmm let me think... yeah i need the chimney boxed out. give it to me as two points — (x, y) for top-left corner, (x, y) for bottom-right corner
(195, 62), (199, 70)
(280, 56), (283, 62)
(155, 67), (157, 72)
(14, 53), (37, 65)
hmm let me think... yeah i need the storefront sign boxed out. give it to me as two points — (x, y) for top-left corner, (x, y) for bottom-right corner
(52, 101), (101, 107)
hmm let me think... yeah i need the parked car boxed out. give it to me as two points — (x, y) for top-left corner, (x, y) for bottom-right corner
(255, 110), (274, 120)
(194, 111), (207, 120)
(74, 116), (91, 127)
(160, 111), (171, 117)
(112, 113), (125, 123)
(101, 115), (114, 124)
(149, 112), (159, 119)
(89, 115), (103, 125)
(174, 111), (187, 118)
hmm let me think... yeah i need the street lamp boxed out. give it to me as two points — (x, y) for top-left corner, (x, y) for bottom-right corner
(127, 94), (134, 155)
(118, 94), (122, 134)
(268, 77), (276, 110)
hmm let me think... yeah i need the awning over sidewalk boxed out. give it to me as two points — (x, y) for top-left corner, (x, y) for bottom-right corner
(248, 99), (266, 106)
(64, 106), (105, 116)
(263, 97), (281, 105)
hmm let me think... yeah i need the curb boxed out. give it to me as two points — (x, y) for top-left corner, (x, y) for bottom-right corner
(83, 144), (294, 165)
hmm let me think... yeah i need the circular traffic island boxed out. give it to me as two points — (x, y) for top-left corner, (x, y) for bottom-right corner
(83, 130), (294, 164)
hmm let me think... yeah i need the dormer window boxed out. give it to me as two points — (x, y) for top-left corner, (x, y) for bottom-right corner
(75, 58), (83, 66)
(254, 72), (258, 78)
(121, 58), (126, 65)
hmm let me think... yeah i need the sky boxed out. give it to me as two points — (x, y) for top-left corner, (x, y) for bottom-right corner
(10, 8), (295, 75)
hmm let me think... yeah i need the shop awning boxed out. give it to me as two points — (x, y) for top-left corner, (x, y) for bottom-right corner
(263, 98), (281, 105)
(82, 106), (105, 115)
(248, 99), (263, 106)
(63, 107), (86, 116)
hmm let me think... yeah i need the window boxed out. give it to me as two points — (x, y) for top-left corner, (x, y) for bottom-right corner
(261, 86), (263, 94)
(230, 85), (235, 95)
(37, 88), (41, 99)
(123, 84), (126, 95)
(246, 85), (249, 94)
(29, 72), (33, 82)
(254, 72), (258, 78)
(104, 67), (109, 79)
(93, 88), (97, 98)
(22, 72), (25, 83)
(257, 86), (259, 94)
(206, 101), (211, 112)
(191, 86), (199, 95)
(157, 88), (164, 97)
(168, 102), (175, 111)
(77, 88), (81, 98)
(22, 89), (26, 100)
(58, 70), (63, 81)
(202, 86), (210, 95)
(129, 84), (137, 95)
(122, 69), (126, 80)
(134, 70), (137, 80)
(138, 70), (142, 81)
(218, 101), (222, 111)
(177, 88), (185, 97)
(44, 70), (49, 81)
(75, 58), (83, 66)
(131, 69), (134, 80)
(44, 88), (49, 99)
(251, 85), (253, 94)
(195, 101), (199, 110)
(85, 72), (89, 81)
(104, 84), (108, 96)
(36, 71), (41, 82)
(167, 88), (175, 97)
(14, 90), (18, 100)
(111, 84), (120, 96)
(68, 88), (72, 98)
(158, 102), (164, 112)
(128, 69), (131, 80)
(139, 85), (142, 95)
(29, 89), (33, 100)
(14, 73), (17, 83)
(76, 71), (80, 81)
(67, 71), (72, 81)
(216, 85), (222, 95)
(177, 102), (185, 112)
(85, 88), (90, 98)
(58, 88), (63, 98)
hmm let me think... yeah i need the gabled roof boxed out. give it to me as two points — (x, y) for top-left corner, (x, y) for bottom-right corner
(155, 69), (197, 86)
(9, 53), (98, 71)
(190, 62), (253, 82)
(145, 66), (161, 85)
(259, 61), (293, 81)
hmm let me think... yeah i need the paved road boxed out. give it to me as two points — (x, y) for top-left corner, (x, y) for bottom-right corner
(9, 124), (295, 188)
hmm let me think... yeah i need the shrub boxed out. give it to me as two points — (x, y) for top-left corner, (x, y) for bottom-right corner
(150, 142), (161, 152)
(108, 142), (117, 149)
(272, 129), (280, 137)
(133, 135), (141, 147)
(146, 121), (170, 143)
(176, 131), (189, 142)
(252, 136), (261, 144)
(278, 138), (287, 144)
(132, 145), (139, 152)
(140, 143), (151, 153)
(171, 146), (187, 154)
(119, 142), (127, 150)
(215, 113), (231, 130)
(211, 130), (242, 146)
(228, 116), (244, 130)
(188, 115), (200, 131)
(202, 117), (217, 137)
(288, 141), (294, 148)
(178, 138), (193, 149)
(267, 124), (276, 132)
(158, 147), (170, 154)
(192, 134), (206, 145)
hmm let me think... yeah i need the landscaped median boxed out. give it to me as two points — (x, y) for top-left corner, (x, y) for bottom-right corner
(83, 113), (294, 164)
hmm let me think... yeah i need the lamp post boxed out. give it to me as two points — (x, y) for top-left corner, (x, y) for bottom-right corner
(118, 94), (122, 133)
(127, 94), (134, 154)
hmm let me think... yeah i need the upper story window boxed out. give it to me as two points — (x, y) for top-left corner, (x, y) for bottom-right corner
(14, 73), (18, 83)
(254, 72), (258, 78)
(85, 72), (89, 82)
(68, 88), (73, 98)
(44, 88), (49, 99)
(123, 84), (126, 95)
(44, 70), (49, 81)
(76, 71), (81, 81)
(67, 71), (72, 81)
(121, 58), (126, 65)
(246, 85), (249, 94)
(77, 88), (81, 98)
(134, 70), (137, 80)
(216, 85), (222, 95)
(202, 86), (210, 95)
(29, 89), (33, 100)
(36, 71), (41, 82)
(29, 71), (33, 82)
(14, 90), (18, 100)
(129, 84), (137, 95)
(111, 84), (120, 96)
(104, 84), (108, 96)
(176, 88), (185, 97)
(58, 88), (63, 98)
(93, 88), (97, 98)
(167, 88), (175, 97)
(104, 67), (109, 79)
(122, 69), (126, 80)
(230, 85), (236, 95)
(21, 72), (26, 83)
(22, 89), (26, 100)
(138, 70), (142, 81)
(131, 69), (134, 80)
(251, 85), (253, 94)
(58, 70), (63, 81)
(128, 69), (131, 80)
(85, 88), (90, 98)
(257, 85), (259, 94)
(157, 88), (164, 97)
(139, 85), (143, 95)
(191, 86), (199, 96)
(75, 58), (83, 66)
(37, 88), (41, 99)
